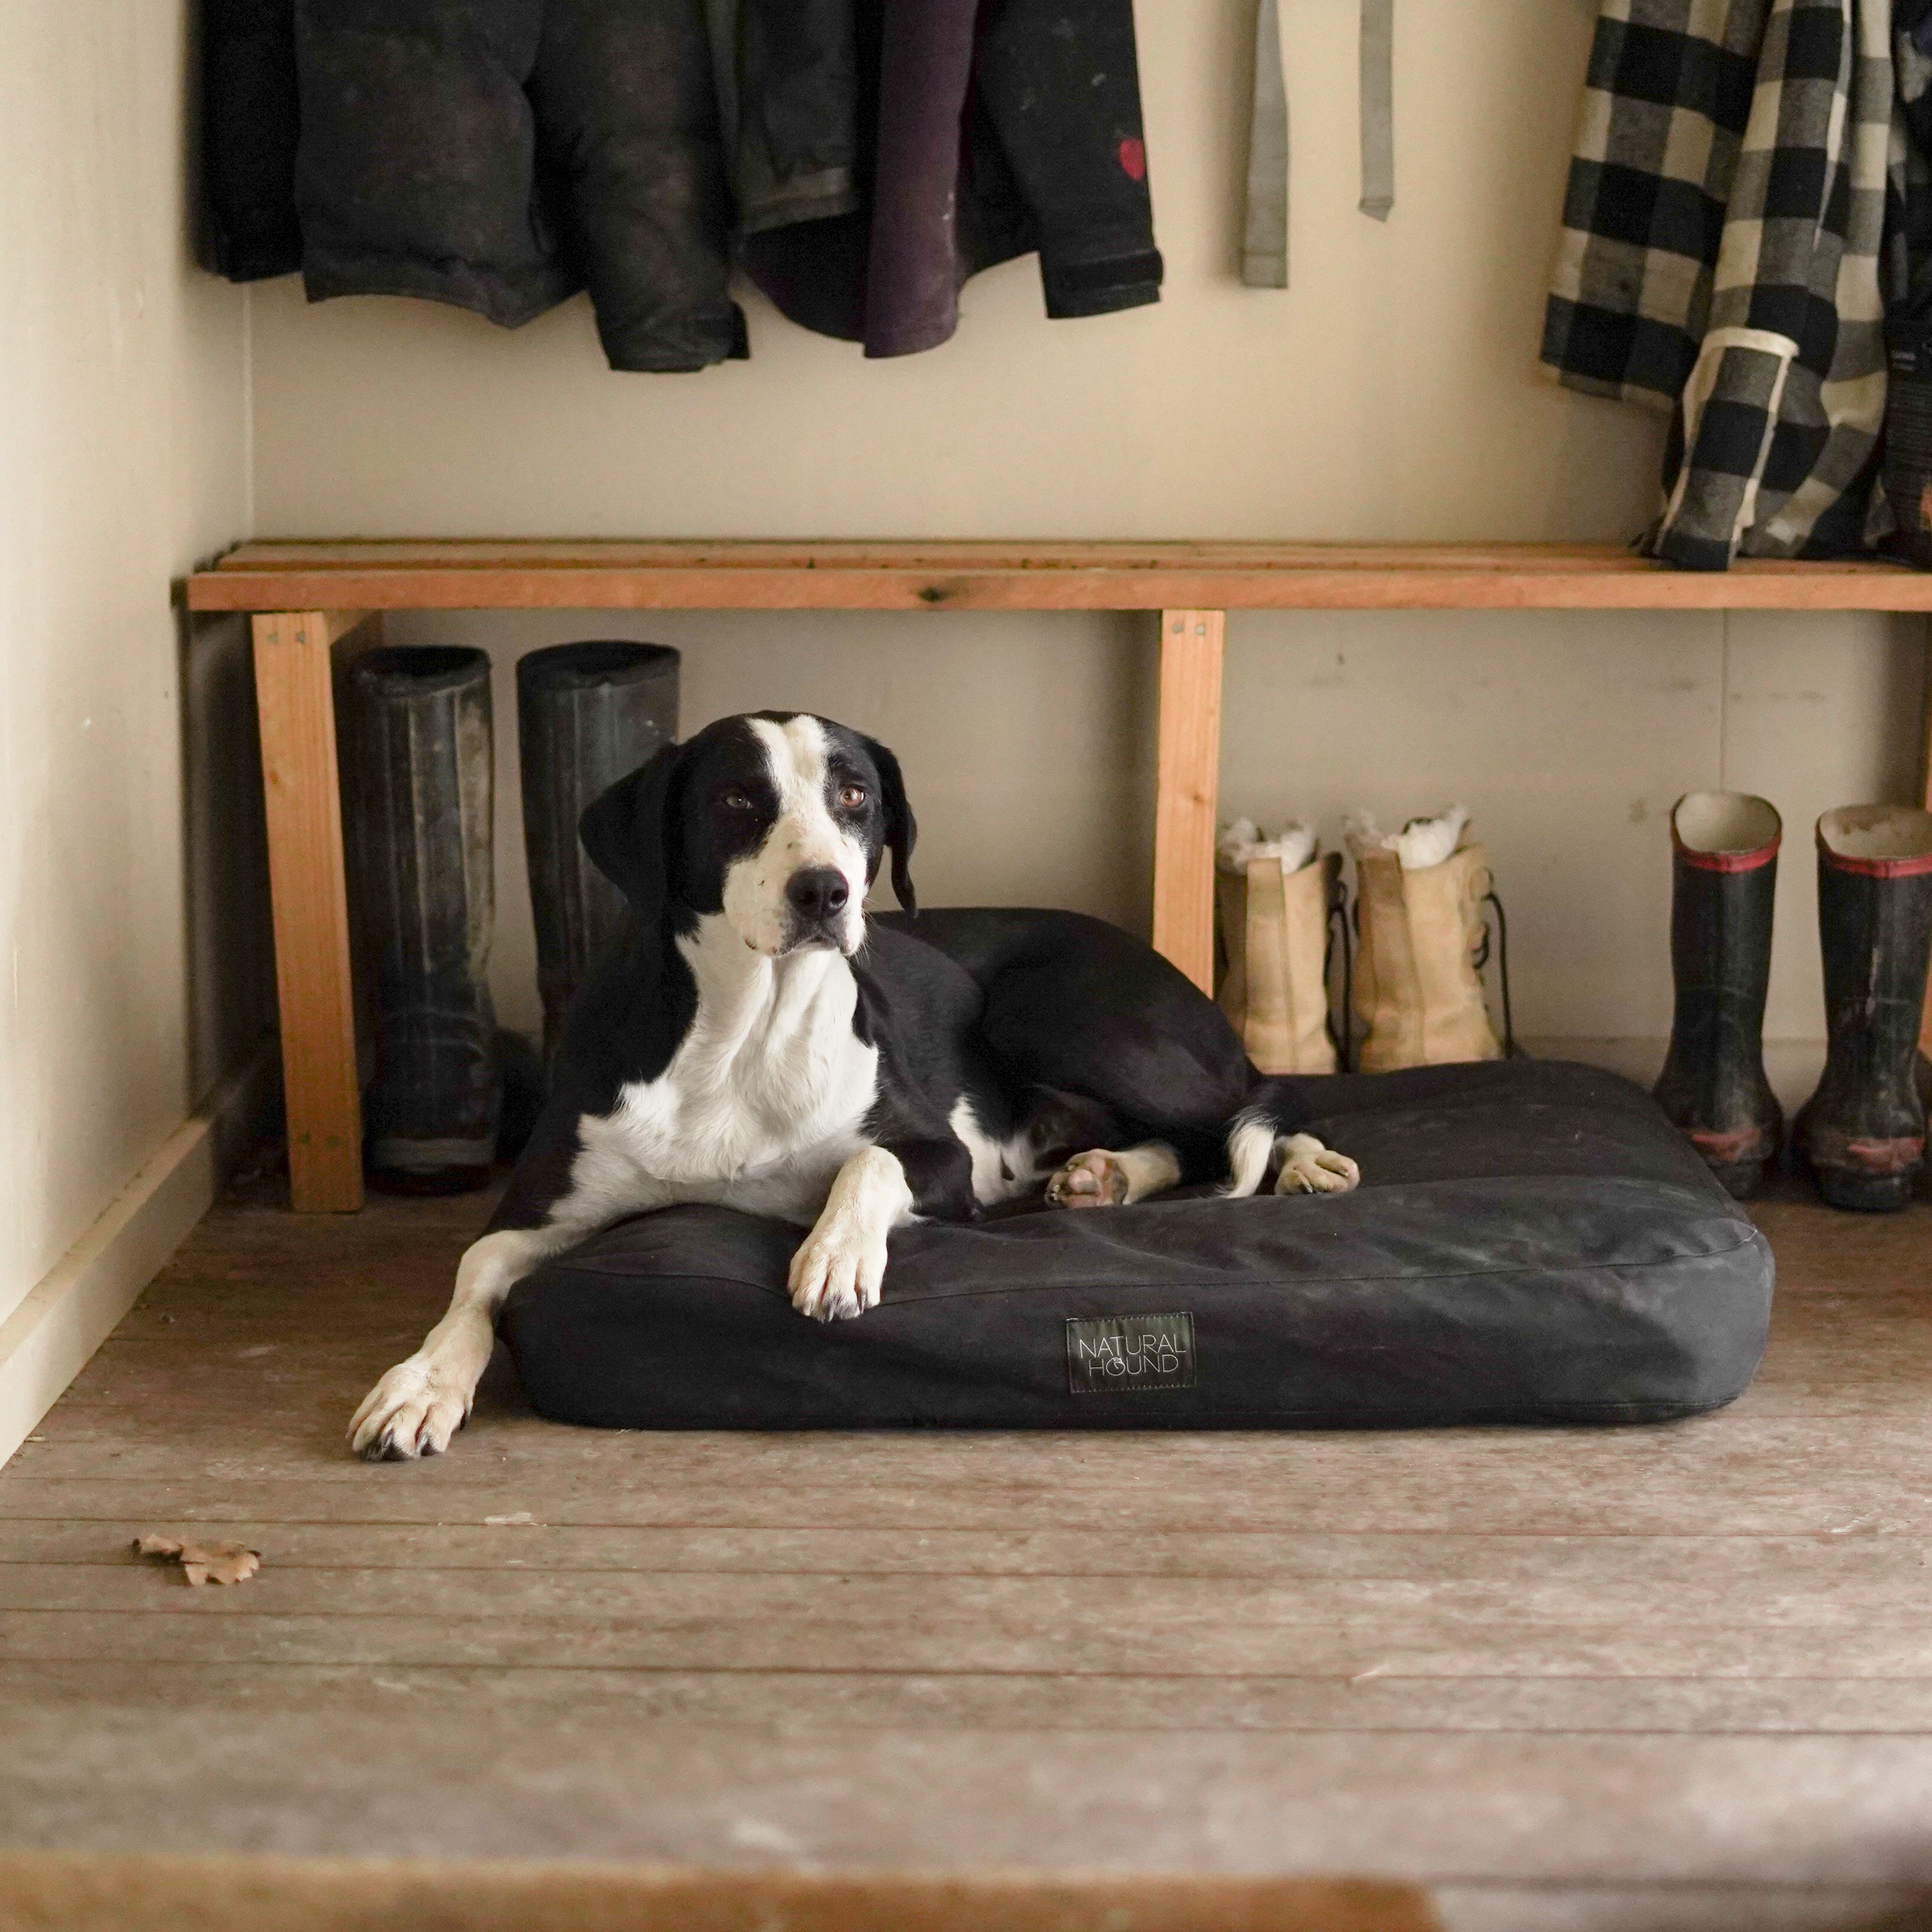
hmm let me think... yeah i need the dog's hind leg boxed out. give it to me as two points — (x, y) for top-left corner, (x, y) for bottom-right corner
(1224, 1114), (1360, 1198)
(1223, 1078), (1361, 1199)
(1274, 1132), (1360, 1195)
(1046, 1141), (1183, 1209)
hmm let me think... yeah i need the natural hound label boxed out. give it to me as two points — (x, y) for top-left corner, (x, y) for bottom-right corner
(1066, 1312), (1196, 1394)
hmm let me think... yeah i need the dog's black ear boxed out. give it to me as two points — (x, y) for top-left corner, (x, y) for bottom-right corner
(579, 740), (685, 928)
(859, 734), (917, 915)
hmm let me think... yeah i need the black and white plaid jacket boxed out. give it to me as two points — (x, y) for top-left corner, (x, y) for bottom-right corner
(1542, 0), (1895, 569)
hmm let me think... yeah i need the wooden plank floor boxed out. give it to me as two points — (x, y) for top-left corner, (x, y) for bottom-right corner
(2, 1167), (1932, 1931)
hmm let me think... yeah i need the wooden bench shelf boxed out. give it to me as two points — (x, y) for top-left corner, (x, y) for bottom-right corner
(184, 539), (1932, 1211)
(189, 539), (1932, 613)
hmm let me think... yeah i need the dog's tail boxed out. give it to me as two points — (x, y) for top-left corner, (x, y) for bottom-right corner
(1222, 1075), (1319, 1198)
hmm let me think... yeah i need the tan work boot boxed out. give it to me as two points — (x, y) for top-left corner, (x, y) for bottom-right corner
(1215, 820), (1339, 1075)
(1347, 807), (1504, 1071)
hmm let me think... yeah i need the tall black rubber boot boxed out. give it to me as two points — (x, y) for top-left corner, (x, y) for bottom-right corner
(1795, 805), (1932, 1212)
(345, 646), (500, 1194)
(1652, 792), (1783, 1198)
(517, 642), (679, 1059)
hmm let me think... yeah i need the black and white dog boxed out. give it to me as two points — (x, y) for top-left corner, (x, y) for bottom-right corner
(351, 712), (1360, 1459)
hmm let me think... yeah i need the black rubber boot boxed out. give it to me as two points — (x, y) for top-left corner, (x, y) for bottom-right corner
(516, 642), (679, 1059)
(1652, 792), (1783, 1198)
(345, 647), (500, 1193)
(1795, 805), (1932, 1212)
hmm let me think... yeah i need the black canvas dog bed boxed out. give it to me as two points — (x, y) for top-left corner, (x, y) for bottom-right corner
(499, 1059), (1774, 1430)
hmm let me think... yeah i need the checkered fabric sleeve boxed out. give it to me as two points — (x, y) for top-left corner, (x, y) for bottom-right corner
(1543, 0), (1893, 569)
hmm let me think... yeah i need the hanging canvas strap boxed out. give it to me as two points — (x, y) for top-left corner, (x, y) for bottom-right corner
(1360, 0), (1393, 219)
(1242, 0), (1289, 286)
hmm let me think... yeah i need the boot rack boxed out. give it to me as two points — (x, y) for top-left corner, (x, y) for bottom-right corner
(186, 539), (1932, 1212)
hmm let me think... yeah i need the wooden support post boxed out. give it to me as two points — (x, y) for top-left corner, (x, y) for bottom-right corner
(253, 611), (378, 1212)
(1151, 610), (1226, 994)
(1923, 634), (1932, 1059)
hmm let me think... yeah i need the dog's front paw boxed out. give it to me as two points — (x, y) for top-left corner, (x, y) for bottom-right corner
(349, 1355), (472, 1461)
(787, 1223), (885, 1322)
(1275, 1134), (1360, 1196)
(1046, 1150), (1129, 1208)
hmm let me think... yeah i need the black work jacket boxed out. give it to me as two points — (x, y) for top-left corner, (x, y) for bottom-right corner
(202, 0), (1160, 369)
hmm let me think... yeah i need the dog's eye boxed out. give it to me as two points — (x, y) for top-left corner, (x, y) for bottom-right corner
(838, 784), (868, 810)
(721, 789), (755, 812)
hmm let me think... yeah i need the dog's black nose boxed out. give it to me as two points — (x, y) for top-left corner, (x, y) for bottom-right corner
(786, 867), (850, 923)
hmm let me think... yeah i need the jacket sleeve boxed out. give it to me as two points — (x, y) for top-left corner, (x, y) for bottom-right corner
(532, 0), (746, 371)
(1544, 0), (1890, 567)
(201, 0), (302, 281)
(862, 0), (979, 356)
(970, 0), (1163, 322)
(1541, 0), (1761, 412)
(1662, 0), (1894, 566)
(733, 0), (863, 234)
(293, 0), (575, 331)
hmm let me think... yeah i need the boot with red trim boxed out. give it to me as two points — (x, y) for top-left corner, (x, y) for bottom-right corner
(1795, 805), (1932, 1213)
(1653, 792), (1784, 1198)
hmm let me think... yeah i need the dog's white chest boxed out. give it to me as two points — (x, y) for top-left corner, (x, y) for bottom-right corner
(566, 939), (879, 1227)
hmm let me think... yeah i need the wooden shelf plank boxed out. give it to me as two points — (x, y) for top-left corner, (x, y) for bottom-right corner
(186, 540), (1932, 613)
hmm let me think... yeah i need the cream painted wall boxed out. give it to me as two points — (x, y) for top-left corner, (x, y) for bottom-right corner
(247, 0), (1928, 1080)
(0, 1), (268, 1328)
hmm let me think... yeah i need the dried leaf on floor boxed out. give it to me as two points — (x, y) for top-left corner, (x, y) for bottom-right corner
(134, 1533), (261, 1587)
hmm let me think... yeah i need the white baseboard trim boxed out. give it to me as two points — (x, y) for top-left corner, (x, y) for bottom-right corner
(0, 1041), (278, 1471)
